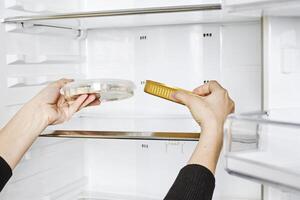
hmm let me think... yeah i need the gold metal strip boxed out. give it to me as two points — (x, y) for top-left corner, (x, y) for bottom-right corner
(40, 130), (200, 141)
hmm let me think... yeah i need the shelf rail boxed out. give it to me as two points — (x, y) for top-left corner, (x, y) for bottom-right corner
(41, 130), (200, 141)
(3, 4), (221, 23)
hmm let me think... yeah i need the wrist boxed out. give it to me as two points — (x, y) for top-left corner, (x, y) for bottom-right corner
(200, 120), (224, 144)
(201, 119), (224, 134)
(24, 100), (49, 129)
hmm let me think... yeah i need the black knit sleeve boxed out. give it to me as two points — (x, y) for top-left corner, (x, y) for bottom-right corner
(0, 156), (12, 192)
(164, 164), (215, 200)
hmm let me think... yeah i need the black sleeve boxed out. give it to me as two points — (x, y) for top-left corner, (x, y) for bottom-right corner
(0, 156), (12, 192)
(164, 164), (215, 200)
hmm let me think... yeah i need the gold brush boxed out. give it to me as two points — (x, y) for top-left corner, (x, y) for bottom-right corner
(144, 80), (194, 105)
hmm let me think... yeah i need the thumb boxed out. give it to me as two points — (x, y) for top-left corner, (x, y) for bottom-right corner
(172, 91), (199, 107)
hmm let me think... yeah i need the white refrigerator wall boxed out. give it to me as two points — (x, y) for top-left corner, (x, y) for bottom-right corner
(53, 22), (262, 133)
(80, 22), (262, 199)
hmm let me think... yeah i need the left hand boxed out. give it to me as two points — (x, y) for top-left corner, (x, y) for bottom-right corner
(29, 78), (100, 125)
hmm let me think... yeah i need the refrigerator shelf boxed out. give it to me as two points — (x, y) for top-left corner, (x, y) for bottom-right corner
(4, 23), (81, 38)
(1, 4), (259, 30)
(6, 54), (84, 65)
(7, 74), (80, 88)
(3, 4), (222, 22)
(41, 130), (200, 141)
(224, 108), (300, 191)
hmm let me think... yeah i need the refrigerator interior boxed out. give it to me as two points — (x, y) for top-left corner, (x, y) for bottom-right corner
(0, 0), (275, 199)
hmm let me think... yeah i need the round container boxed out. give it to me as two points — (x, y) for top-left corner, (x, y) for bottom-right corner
(61, 79), (136, 102)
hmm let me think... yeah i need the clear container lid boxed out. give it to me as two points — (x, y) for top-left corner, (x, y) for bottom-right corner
(61, 79), (136, 102)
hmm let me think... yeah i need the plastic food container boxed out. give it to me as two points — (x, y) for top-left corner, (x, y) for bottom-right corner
(61, 79), (136, 102)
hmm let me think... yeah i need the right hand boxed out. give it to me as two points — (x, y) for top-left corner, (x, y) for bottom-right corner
(172, 81), (234, 132)
(29, 79), (100, 126)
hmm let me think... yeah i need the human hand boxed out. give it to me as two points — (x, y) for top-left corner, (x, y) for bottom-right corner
(172, 81), (234, 132)
(29, 78), (100, 125)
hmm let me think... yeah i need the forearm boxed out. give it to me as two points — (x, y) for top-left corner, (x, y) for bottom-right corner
(188, 125), (223, 174)
(0, 102), (47, 169)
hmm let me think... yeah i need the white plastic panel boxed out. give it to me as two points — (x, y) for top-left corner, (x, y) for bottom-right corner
(1, 23), (84, 108)
(0, 2), (8, 126)
(78, 191), (158, 200)
(264, 17), (300, 110)
(225, 109), (300, 192)
(83, 139), (261, 200)
(4, 0), (82, 14)
(6, 74), (79, 88)
(83, 139), (197, 199)
(5, 0), (55, 13)
(4, 23), (81, 38)
(216, 22), (262, 200)
(281, 48), (300, 74)
(0, 138), (86, 200)
(224, 0), (300, 17)
(265, 187), (300, 200)
(262, 17), (300, 200)
(6, 54), (84, 65)
(83, 24), (207, 131)
(224, 0), (280, 6)
(221, 22), (262, 113)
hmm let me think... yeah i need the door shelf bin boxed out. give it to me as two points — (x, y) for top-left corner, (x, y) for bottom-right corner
(224, 109), (300, 192)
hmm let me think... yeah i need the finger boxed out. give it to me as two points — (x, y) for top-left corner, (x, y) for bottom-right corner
(68, 94), (88, 115)
(193, 80), (224, 95)
(172, 91), (203, 107)
(87, 99), (101, 107)
(57, 95), (68, 107)
(193, 85), (211, 96)
(53, 78), (74, 89)
(78, 94), (97, 110)
(207, 80), (224, 92)
(230, 99), (235, 113)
